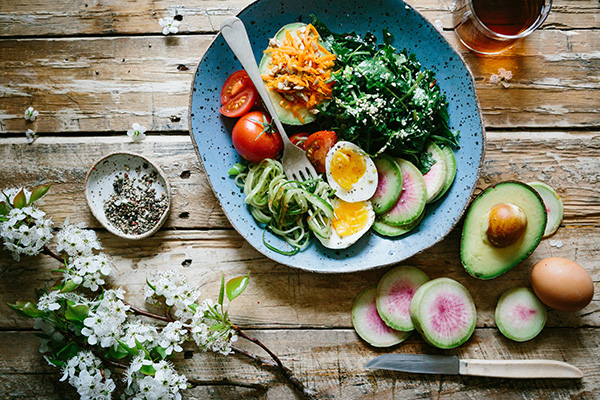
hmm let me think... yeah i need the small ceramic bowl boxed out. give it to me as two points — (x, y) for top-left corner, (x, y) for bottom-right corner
(85, 152), (171, 240)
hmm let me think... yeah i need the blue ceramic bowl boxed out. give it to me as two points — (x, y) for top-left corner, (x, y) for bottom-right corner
(189, 0), (485, 273)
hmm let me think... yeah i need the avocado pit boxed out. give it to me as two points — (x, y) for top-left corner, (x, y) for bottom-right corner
(485, 203), (527, 248)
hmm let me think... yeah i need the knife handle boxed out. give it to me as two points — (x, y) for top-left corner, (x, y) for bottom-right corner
(459, 359), (583, 379)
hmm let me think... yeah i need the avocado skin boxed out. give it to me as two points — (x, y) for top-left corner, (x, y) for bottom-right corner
(460, 181), (547, 280)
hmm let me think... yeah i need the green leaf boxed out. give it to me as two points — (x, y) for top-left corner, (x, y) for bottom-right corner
(108, 343), (130, 360)
(12, 189), (26, 209)
(59, 280), (79, 293)
(0, 201), (8, 216)
(226, 274), (249, 302)
(44, 356), (66, 367)
(56, 342), (81, 360)
(8, 300), (47, 318)
(209, 323), (225, 332)
(29, 183), (52, 204)
(140, 364), (157, 376)
(146, 278), (156, 291)
(218, 273), (225, 307)
(154, 346), (168, 360)
(136, 339), (151, 358)
(117, 339), (139, 357)
(65, 304), (89, 322)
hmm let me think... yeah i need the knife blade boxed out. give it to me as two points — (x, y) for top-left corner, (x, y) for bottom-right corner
(365, 354), (583, 379)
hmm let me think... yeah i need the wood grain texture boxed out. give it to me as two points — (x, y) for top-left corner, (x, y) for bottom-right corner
(1, 225), (598, 330)
(0, 32), (599, 133)
(0, 328), (598, 399)
(0, 0), (598, 37)
(0, 132), (598, 229)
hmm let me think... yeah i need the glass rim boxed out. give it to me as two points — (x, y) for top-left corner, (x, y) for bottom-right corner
(467, 0), (553, 40)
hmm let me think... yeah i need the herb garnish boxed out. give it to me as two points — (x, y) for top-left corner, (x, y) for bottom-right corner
(312, 17), (459, 172)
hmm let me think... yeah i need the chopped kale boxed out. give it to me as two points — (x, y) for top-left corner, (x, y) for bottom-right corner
(312, 17), (459, 171)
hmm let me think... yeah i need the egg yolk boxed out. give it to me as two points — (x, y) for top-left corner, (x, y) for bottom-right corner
(332, 200), (370, 237)
(330, 148), (366, 190)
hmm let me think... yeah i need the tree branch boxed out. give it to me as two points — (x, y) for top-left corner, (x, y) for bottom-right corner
(187, 377), (268, 391)
(126, 303), (174, 323)
(233, 326), (317, 400)
(43, 246), (64, 263)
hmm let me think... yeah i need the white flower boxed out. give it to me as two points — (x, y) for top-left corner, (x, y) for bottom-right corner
(61, 351), (115, 400)
(145, 269), (201, 321)
(490, 67), (513, 88)
(64, 253), (115, 291)
(26, 129), (38, 144)
(0, 204), (53, 261)
(81, 289), (129, 348)
(24, 106), (39, 121)
(122, 320), (158, 349)
(159, 17), (181, 35)
(127, 123), (147, 142)
(37, 290), (88, 312)
(190, 300), (237, 355)
(56, 220), (102, 258)
(159, 320), (187, 355)
(124, 357), (188, 400)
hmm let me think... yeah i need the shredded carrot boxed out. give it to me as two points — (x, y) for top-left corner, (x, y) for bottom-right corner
(261, 24), (336, 122)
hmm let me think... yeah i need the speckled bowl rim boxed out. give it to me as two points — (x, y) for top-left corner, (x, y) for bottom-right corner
(84, 151), (172, 240)
(188, 0), (486, 273)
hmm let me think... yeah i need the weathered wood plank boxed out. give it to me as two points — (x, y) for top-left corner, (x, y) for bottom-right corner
(0, 328), (598, 399)
(1, 225), (598, 330)
(0, 31), (599, 133)
(0, 132), (598, 229)
(0, 0), (597, 37)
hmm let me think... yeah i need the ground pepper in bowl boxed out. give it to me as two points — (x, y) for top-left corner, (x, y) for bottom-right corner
(103, 170), (169, 236)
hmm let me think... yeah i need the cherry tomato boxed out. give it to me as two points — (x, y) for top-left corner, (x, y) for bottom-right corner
(289, 132), (310, 149)
(232, 111), (283, 163)
(221, 70), (254, 104)
(219, 88), (256, 118)
(304, 130), (338, 173)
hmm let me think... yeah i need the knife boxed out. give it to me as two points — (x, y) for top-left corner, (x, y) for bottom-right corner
(365, 354), (583, 379)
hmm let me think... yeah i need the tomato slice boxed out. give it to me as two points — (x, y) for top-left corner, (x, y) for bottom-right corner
(221, 70), (254, 104)
(219, 88), (256, 118)
(304, 130), (338, 173)
(289, 132), (310, 149)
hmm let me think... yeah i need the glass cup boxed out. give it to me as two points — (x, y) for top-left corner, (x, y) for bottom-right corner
(453, 0), (552, 54)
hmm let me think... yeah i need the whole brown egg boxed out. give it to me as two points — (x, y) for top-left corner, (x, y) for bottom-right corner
(531, 257), (594, 312)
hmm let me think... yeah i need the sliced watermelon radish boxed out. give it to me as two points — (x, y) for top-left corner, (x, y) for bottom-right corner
(352, 286), (411, 347)
(376, 266), (430, 331)
(527, 182), (563, 238)
(431, 145), (457, 202)
(495, 287), (547, 342)
(372, 212), (424, 238)
(371, 155), (403, 215)
(422, 143), (447, 203)
(409, 278), (477, 349)
(379, 159), (426, 226)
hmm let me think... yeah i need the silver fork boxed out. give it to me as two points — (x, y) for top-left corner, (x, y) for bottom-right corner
(220, 17), (318, 182)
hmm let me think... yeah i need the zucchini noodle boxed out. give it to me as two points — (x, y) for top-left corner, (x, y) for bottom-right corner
(234, 159), (334, 254)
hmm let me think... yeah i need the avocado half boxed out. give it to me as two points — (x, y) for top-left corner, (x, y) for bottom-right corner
(461, 181), (547, 279)
(258, 22), (321, 126)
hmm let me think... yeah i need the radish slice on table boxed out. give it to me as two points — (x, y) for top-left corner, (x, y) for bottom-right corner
(495, 287), (547, 342)
(376, 266), (430, 331)
(352, 286), (411, 347)
(410, 278), (477, 349)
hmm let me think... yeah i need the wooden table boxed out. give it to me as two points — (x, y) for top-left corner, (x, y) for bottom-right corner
(1, 1), (599, 398)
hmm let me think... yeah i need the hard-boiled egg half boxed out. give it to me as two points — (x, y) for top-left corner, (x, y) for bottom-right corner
(317, 198), (375, 249)
(325, 141), (378, 202)
(317, 141), (378, 249)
